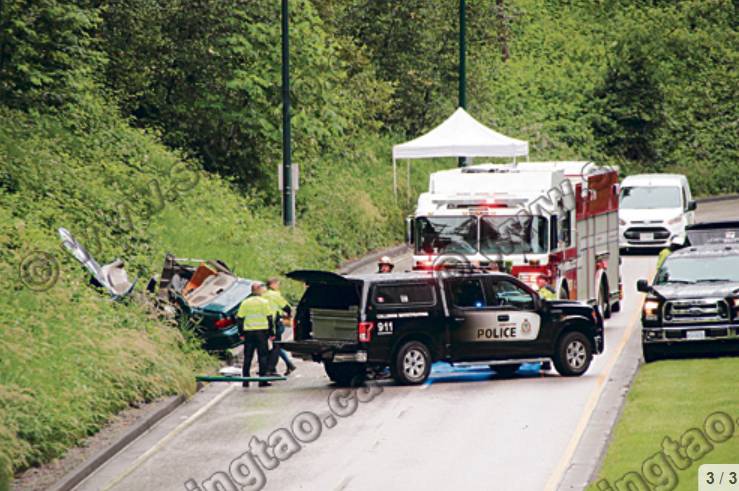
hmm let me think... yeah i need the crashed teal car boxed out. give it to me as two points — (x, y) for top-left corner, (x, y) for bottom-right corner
(156, 254), (252, 351)
(59, 228), (253, 352)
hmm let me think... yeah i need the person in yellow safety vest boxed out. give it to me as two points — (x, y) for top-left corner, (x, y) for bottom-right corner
(236, 281), (274, 388)
(656, 247), (671, 270)
(263, 277), (297, 376)
(536, 274), (557, 301)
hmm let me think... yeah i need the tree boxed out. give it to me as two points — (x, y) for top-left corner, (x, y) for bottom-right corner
(0, 0), (103, 110)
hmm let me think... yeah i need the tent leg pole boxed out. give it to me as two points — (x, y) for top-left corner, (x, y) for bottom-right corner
(393, 159), (398, 201)
(406, 160), (411, 200)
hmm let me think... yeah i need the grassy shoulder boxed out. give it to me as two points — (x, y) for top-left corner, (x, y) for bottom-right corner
(588, 357), (739, 491)
(0, 105), (442, 480)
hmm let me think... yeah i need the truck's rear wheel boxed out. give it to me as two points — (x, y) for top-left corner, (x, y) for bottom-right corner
(553, 331), (592, 377)
(324, 361), (366, 387)
(392, 341), (431, 385)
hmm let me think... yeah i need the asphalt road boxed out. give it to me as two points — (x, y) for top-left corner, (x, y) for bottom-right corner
(73, 199), (736, 491)
(694, 198), (739, 222)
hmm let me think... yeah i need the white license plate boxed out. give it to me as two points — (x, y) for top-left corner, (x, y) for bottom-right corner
(686, 330), (706, 340)
(640, 232), (654, 241)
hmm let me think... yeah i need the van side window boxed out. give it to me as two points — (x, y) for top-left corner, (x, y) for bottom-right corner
(681, 186), (687, 210)
(449, 279), (486, 308)
(373, 283), (435, 306)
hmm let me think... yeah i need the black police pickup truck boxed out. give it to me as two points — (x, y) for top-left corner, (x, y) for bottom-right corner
(637, 221), (739, 362)
(281, 270), (604, 386)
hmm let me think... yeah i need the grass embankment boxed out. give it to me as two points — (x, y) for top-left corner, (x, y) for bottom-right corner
(0, 106), (442, 485)
(588, 357), (739, 491)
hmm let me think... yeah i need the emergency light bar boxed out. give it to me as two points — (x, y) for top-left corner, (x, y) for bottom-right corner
(431, 197), (528, 209)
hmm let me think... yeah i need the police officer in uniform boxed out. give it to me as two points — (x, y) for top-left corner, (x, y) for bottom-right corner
(263, 277), (297, 376)
(237, 281), (274, 387)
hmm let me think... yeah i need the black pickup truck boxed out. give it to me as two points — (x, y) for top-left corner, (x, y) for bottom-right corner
(637, 221), (739, 362)
(281, 270), (604, 386)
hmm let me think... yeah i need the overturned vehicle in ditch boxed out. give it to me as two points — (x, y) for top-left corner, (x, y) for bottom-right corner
(59, 228), (252, 351)
(154, 254), (252, 351)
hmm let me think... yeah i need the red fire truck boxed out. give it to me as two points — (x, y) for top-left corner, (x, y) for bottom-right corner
(407, 161), (622, 317)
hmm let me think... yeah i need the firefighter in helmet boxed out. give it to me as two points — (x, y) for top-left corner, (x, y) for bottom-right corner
(378, 256), (394, 273)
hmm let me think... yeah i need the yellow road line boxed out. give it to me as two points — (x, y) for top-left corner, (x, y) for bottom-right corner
(544, 265), (655, 491)
(99, 383), (238, 491)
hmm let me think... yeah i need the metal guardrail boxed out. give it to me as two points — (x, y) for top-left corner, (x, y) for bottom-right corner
(696, 194), (739, 203)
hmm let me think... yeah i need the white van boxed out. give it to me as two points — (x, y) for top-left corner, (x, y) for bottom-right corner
(618, 174), (696, 251)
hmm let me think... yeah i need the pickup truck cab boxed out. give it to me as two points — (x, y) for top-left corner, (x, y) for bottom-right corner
(281, 270), (604, 386)
(637, 221), (739, 361)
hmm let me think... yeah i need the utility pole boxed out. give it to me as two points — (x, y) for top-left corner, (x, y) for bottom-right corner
(458, 0), (468, 168)
(281, 0), (295, 226)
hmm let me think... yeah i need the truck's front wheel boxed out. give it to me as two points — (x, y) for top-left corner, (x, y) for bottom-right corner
(392, 341), (432, 385)
(642, 345), (661, 363)
(324, 361), (366, 387)
(553, 331), (592, 376)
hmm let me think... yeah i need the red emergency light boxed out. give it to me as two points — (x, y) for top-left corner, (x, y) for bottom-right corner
(481, 201), (507, 208)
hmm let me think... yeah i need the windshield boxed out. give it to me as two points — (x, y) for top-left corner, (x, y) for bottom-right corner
(620, 186), (682, 209)
(655, 255), (739, 284)
(480, 216), (549, 255)
(415, 217), (477, 254)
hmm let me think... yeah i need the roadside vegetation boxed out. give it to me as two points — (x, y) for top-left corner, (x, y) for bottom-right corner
(0, 0), (736, 485)
(588, 358), (739, 490)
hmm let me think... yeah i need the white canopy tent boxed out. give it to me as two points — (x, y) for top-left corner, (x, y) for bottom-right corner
(391, 107), (529, 197)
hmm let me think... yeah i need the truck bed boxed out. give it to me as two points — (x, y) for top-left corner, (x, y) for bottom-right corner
(310, 307), (358, 341)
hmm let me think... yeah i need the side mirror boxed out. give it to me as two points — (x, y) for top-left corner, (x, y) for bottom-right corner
(636, 279), (650, 293)
(405, 216), (415, 245)
(686, 200), (697, 212)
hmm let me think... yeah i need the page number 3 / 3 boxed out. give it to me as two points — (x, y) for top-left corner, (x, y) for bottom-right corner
(700, 465), (739, 491)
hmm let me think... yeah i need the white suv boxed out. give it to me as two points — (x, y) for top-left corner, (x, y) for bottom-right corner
(618, 174), (696, 251)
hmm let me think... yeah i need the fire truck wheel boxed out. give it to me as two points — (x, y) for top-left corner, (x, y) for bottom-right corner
(553, 331), (592, 376)
(599, 279), (612, 319)
(392, 341), (431, 385)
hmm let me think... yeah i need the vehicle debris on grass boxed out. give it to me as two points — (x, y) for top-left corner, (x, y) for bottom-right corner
(59, 229), (253, 351)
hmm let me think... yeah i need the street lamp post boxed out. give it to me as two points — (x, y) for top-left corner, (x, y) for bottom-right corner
(458, 0), (468, 168)
(459, 0), (466, 111)
(282, 0), (295, 226)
